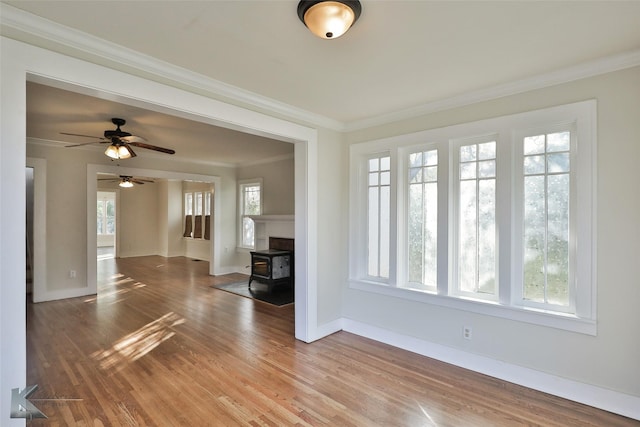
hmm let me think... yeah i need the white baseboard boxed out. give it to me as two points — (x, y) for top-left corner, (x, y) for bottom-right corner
(32, 286), (94, 303)
(335, 318), (639, 421)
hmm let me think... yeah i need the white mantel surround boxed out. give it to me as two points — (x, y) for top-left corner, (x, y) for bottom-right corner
(248, 215), (294, 250)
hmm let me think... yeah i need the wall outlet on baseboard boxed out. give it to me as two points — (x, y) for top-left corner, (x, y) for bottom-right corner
(463, 326), (472, 340)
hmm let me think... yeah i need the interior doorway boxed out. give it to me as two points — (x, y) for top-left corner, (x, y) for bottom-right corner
(97, 191), (116, 260)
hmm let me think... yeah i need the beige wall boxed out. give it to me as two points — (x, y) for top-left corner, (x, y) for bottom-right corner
(343, 66), (640, 398)
(236, 155), (295, 215)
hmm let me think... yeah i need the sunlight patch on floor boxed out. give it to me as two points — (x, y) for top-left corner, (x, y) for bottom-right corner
(92, 312), (185, 371)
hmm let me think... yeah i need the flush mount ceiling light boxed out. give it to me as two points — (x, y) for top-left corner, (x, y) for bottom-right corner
(297, 0), (361, 39)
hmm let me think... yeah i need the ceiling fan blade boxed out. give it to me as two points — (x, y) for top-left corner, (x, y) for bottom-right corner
(120, 135), (147, 143)
(127, 141), (175, 155)
(60, 132), (106, 140)
(131, 180), (146, 185)
(65, 141), (100, 148)
(97, 178), (118, 182)
(125, 144), (137, 158)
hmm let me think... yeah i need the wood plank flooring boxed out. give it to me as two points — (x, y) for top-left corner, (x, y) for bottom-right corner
(26, 255), (637, 426)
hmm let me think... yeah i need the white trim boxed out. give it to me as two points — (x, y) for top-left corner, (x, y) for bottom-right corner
(350, 279), (596, 335)
(26, 157), (48, 303)
(0, 3), (343, 132)
(342, 319), (640, 421)
(2, 3), (640, 133)
(346, 49), (640, 131)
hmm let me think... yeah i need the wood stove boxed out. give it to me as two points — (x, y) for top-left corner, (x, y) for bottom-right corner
(248, 237), (294, 292)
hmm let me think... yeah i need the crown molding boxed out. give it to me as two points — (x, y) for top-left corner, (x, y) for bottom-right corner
(344, 49), (640, 132)
(0, 3), (345, 131)
(3, 3), (640, 134)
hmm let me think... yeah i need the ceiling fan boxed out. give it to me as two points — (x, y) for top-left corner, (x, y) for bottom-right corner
(98, 175), (155, 188)
(62, 118), (175, 159)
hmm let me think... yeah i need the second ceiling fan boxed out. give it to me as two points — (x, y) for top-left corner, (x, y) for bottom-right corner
(63, 117), (176, 159)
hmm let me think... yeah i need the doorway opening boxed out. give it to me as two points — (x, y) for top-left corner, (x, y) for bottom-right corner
(97, 191), (116, 260)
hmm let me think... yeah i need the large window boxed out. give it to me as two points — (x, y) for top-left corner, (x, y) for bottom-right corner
(183, 190), (212, 240)
(349, 101), (596, 334)
(239, 180), (262, 249)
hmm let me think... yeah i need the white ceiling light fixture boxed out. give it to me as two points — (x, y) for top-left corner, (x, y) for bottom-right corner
(297, 0), (362, 39)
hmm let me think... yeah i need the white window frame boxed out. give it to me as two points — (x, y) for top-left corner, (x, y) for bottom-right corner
(349, 100), (596, 335)
(238, 178), (263, 250)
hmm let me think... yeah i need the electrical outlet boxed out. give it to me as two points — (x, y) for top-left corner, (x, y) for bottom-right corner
(463, 326), (472, 340)
(69, 270), (76, 279)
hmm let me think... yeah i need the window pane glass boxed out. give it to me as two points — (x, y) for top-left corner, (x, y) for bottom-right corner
(524, 135), (545, 155)
(478, 180), (496, 294)
(368, 187), (380, 276)
(459, 180), (477, 293)
(460, 145), (477, 162)
(369, 158), (379, 172)
(547, 131), (570, 152)
(407, 150), (437, 289)
(369, 172), (379, 186)
(409, 152), (422, 168)
(478, 141), (496, 160)
(106, 200), (115, 234)
(478, 160), (495, 178)
(547, 174), (570, 306)
(242, 217), (255, 247)
(243, 185), (261, 215)
(460, 162), (476, 180)
(195, 192), (203, 215)
(380, 156), (391, 171)
(425, 150), (438, 166)
(379, 186), (390, 278)
(523, 131), (571, 307)
(97, 201), (104, 234)
(204, 192), (211, 215)
(524, 155), (545, 175)
(380, 171), (390, 186)
(547, 153), (570, 173)
(409, 167), (422, 184)
(457, 142), (496, 296)
(524, 175), (546, 302)
(185, 193), (193, 215)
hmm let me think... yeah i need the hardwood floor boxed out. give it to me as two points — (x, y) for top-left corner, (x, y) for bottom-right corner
(27, 256), (636, 426)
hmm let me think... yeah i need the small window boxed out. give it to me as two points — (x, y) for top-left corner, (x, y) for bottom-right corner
(367, 155), (391, 279)
(239, 180), (262, 249)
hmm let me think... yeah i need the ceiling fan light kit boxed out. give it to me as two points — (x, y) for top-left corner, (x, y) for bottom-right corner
(297, 0), (361, 39)
(104, 143), (133, 159)
(119, 179), (134, 188)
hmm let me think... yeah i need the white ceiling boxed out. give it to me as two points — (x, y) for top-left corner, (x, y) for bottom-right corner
(4, 1), (640, 164)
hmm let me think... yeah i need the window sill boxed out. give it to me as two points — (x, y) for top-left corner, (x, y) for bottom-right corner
(348, 279), (596, 336)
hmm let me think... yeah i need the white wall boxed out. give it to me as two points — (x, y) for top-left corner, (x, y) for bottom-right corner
(343, 66), (640, 415)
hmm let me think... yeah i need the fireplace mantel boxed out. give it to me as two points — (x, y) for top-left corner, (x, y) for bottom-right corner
(248, 215), (294, 250)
